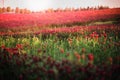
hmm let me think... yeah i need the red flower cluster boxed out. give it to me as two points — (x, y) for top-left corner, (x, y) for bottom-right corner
(87, 53), (94, 61)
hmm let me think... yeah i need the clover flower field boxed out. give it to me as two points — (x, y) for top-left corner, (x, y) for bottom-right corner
(0, 8), (120, 80)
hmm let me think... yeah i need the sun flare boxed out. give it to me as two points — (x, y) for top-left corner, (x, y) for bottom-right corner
(26, 0), (51, 11)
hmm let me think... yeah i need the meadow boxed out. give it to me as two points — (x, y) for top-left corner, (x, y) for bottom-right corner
(0, 8), (120, 80)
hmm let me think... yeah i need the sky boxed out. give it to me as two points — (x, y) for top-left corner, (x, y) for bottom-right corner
(0, 0), (120, 11)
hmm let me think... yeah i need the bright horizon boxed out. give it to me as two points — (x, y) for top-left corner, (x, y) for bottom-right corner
(0, 0), (120, 11)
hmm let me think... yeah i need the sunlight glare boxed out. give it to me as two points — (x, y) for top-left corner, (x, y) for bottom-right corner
(26, 0), (51, 11)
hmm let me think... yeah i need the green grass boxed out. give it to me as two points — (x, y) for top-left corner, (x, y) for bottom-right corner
(0, 31), (120, 65)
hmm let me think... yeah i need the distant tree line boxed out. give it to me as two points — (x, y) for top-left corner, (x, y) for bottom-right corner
(45, 6), (109, 13)
(0, 7), (31, 14)
(0, 6), (109, 14)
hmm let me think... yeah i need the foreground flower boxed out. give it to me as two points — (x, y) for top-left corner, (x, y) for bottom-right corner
(47, 69), (55, 75)
(107, 57), (113, 64)
(81, 48), (86, 53)
(87, 53), (94, 63)
(74, 51), (81, 60)
(16, 44), (23, 49)
(81, 53), (85, 60)
(1, 44), (5, 49)
(19, 74), (23, 80)
(59, 48), (64, 54)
